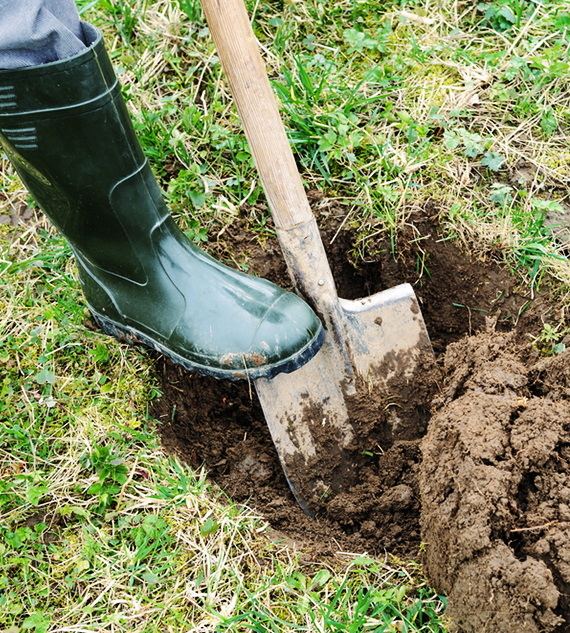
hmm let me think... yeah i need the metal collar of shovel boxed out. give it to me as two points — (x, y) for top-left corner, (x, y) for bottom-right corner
(200, 0), (433, 516)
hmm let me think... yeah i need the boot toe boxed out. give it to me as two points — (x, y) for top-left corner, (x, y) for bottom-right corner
(166, 288), (324, 380)
(247, 292), (323, 377)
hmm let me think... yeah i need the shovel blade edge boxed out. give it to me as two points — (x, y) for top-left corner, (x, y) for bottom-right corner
(340, 282), (432, 386)
(255, 337), (352, 514)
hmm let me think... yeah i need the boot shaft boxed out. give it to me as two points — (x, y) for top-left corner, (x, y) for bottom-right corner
(0, 23), (324, 380)
(0, 22), (166, 282)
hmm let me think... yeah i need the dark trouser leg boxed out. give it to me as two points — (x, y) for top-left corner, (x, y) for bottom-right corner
(0, 0), (86, 68)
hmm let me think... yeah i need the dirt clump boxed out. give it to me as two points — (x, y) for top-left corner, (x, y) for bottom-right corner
(420, 328), (570, 632)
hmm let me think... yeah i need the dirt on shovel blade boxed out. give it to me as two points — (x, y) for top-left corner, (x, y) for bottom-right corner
(152, 208), (569, 631)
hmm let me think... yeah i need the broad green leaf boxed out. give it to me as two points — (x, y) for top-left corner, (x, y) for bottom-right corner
(309, 569), (331, 590)
(498, 5), (515, 23)
(142, 571), (160, 585)
(200, 517), (219, 536)
(35, 368), (55, 385)
(443, 130), (459, 150)
(188, 190), (205, 209)
(541, 109), (557, 136)
(481, 152), (505, 172)
(26, 485), (49, 507)
(22, 613), (49, 633)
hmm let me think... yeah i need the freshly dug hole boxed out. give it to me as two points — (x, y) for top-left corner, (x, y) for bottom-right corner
(153, 210), (556, 560)
(153, 208), (570, 628)
(420, 329), (570, 632)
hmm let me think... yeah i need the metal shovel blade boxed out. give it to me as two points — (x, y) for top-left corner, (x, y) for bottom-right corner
(255, 282), (431, 515)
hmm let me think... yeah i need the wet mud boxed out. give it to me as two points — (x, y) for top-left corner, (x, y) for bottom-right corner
(150, 199), (569, 630)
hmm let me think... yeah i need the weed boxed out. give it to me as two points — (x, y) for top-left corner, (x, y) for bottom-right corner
(81, 445), (129, 512)
(444, 127), (492, 160)
(479, 0), (532, 32)
(344, 28), (380, 54)
(168, 164), (210, 210)
(532, 323), (567, 355)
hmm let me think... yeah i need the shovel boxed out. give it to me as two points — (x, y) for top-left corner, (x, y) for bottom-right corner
(200, 0), (433, 515)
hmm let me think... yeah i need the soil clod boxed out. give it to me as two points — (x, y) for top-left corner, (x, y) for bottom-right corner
(421, 330), (570, 632)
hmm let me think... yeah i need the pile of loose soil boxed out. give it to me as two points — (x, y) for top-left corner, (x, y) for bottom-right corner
(150, 202), (569, 629)
(420, 327), (570, 632)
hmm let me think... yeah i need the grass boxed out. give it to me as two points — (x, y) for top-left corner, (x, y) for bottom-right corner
(2, 0), (570, 630)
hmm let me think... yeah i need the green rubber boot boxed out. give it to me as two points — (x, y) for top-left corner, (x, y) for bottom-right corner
(0, 23), (324, 380)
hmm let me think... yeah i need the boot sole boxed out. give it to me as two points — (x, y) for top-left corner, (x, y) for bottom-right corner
(89, 306), (325, 381)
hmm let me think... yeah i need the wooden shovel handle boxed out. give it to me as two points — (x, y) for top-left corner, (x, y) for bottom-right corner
(199, 0), (313, 229)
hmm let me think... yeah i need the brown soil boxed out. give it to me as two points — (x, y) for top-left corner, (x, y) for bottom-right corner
(150, 197), (569, 629)
(421, 329), (570, 632)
